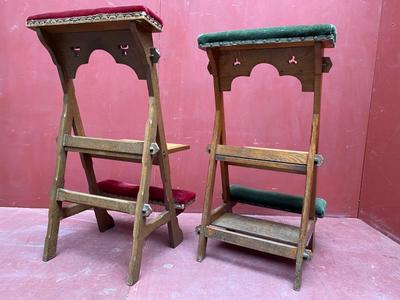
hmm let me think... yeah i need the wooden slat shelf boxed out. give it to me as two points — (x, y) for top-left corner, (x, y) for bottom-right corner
(207, 213), (315, 259)
(206, 225), (298, 259)
(63, 135), (190, 163)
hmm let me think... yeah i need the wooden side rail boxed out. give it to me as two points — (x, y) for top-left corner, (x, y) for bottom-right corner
(57, 188), (152, 216)
(63, 135), (190, 163)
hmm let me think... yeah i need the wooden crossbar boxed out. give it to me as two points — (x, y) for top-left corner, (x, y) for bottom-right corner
(57, 188), (143, 215)
(63, 135), (147, 155)
(64, 135), (190, 163)
(216, 144), (309, 165)
(210, 144), (324, 174)
(216, 155), (307, 174)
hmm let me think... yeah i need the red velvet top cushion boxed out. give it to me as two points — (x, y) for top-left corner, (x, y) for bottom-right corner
(27, 5), (162, 26)
(97, 180), (195, 205)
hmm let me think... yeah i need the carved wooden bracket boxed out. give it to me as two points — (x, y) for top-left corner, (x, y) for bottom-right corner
(210, 46), (316, 92)
(41, 29), (151, 80)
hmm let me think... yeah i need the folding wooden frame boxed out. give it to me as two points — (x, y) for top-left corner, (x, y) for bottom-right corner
(196, 40), (333, 290)
(28, 17), (189, 285)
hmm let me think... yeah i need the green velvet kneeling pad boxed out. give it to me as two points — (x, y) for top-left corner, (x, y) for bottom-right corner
(198, 24), (336, 49)
(230, 184), (327, 218)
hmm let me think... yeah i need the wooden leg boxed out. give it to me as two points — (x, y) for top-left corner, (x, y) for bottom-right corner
(127, 216), (145, 285)
(219, 97), (232, 212)
(93, 208), (115, 232)
(127, 95), (157, 285)
(294, 57), (321, 286)
(156, 102), (183, 248)
(69, 80), (115, 232)
(197, 150), (220, 261)
(197, 74), (224, 262)
(307, 169), (318, 252)
(294, 255), (304, 291)
(43, 82), (74, 261)
(294, 169), (314, 290)
(294, 204), (311, 290)
(197, 144), (220, 262)
(43, 201), (62, 261)
(146, 62), (183, 248)
(196, 164), (217, 261)
(159, 157), (184, 248)
(308, 233), (315, 252)
(197, 109), (223, 261)
(165, 190), (184, 247)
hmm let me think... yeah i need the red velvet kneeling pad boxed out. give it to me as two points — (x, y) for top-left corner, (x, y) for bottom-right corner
(27, 5), (163, 26)
(97, 180), (195, 205)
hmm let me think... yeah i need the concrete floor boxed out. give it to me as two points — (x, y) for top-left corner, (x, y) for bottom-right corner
(0, 208), (399, 299)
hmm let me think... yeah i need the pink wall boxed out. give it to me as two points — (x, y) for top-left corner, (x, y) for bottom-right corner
(0, 0), (382, 216)
(359, 0), (400, 242)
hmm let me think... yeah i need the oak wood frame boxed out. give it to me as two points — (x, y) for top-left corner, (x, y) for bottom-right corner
(31, 20), (185, 286)
(197, 41), (330, 291)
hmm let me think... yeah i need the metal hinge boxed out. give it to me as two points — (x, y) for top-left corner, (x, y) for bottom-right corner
(150, 48), (160, 63)
(322, 57), (333, 73)
(314, 154), (324, 167)
(142, 203), (153, 217)
(149, 142), (160, 155)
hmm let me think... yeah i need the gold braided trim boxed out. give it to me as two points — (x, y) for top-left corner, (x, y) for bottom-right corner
(26, 11), (162, 31)
(199, 34), (335, 49)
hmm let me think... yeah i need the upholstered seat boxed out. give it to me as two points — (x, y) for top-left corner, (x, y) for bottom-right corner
(198, 24), (336, 49)
(98, 179), (196, 207)
(26, 5), (163, 31)
(230, 184), (327, 218)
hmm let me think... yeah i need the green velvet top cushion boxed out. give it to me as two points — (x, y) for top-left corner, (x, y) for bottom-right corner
(198, 24), (336, 49)
(230, 184), (327, 218)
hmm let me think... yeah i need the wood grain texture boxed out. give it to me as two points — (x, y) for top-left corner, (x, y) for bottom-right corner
(216, 144), (308, 164)
(216, 155), (307, 174)
(213, 213), (302, 245)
